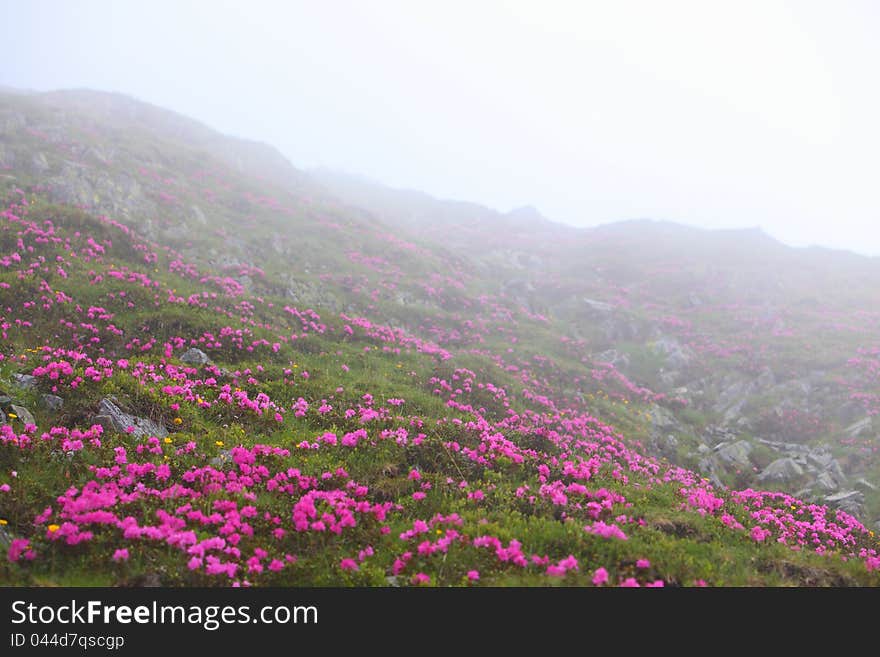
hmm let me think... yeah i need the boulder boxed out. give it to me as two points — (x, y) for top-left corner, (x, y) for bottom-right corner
(94, 398), (167, 439)
(648, 404), (678, 430)
(814, 471), (838, 492)
(697, 456), (725, 488)
(854, 478), (877, 492)
(844, 417), (872, 438)
(0, 524), (12, 549)
(11, 373), (36, 389)
(209, 450), (233, 468)
(8, 405), (35, 426)
(180, 348), (209, 366)
(715, 440), (753, 467)
(824, 490), (864, 518)
(806, 450), (834, 469)
(650, 336), (693, 370)
(758, 458), (804, 484)
(582, 298), (614, 314)
(39, 394), (64, 412)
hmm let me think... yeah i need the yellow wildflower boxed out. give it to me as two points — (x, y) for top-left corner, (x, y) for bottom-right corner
(215, 440), (224, 447)
(48, 524), (60, 533)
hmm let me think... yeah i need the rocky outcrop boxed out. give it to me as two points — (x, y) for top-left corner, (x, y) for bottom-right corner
(824, 490), (865, 518)
(715, 440), (753, 468)
(758, 458), (804, 484)
(650, 336), (693, 370)
(93, 398), (167, 439)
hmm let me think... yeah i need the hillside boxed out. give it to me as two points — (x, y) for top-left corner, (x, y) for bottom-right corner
(0, 89), (877, 587)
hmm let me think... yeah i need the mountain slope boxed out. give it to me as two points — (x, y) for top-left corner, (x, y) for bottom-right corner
(0, 89), (878, 586)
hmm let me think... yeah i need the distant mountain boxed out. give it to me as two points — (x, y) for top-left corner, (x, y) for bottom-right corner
(0, 87), (878, 587)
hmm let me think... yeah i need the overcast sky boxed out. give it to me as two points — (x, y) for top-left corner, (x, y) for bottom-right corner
(3, 1), (880, 254)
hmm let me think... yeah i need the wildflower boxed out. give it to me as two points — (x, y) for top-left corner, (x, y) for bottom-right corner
(163, 437), (172, 444)
(112, 548), (129, 562)
(0, 519), (7, 525)
(8, 538), (35, 562)
(750, 526), (772, 542)
(636, 558), (650, 569)
(411, 573), (430, 585)
(215, 440), (224, 447)
(48, 524), (60, 533)
(467, 570), (480, 582)
(339, 558), (359, 572)
(592, 567), (609, 586)
(173, 418), (182, 425)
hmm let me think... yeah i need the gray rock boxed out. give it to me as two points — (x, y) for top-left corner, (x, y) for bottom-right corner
(807, 450), (834, 469)
(648, 404), (678, 430)
(715, 440), (753, 467)
(180, 348), (209, 366)
(209, 450), (232, 468)
(814, 471), (838, 492)
(835, 400), (867, 426)
(31, 151), (49, 173)
(0, 395), (11, 407)
(843, 417), (872, 438)
(650, 336), (693, 370)
(697, 456), (725, 488)
(8, 405), (35, 425)
(595, 349), (630, 369)
(582, 298), (614, 314)
(697, 443), (711, 455)
(758, 457), (804, 484)
(0, 524), (12, 549)
(854, 478), (877, 492)
(191, 204), (207, 225)
(713, 379), (756, 415)
(826, 460), (847, 487)
(755, 368), (776, 389)
(40, 394), (63, 412)
(824, 490), (864, 517)
(703, 425), (737, 446)
(11, 373), (36, 389)
(94, 398), (167, 439)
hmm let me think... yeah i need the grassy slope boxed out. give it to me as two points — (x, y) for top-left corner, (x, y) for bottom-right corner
(0, 92), (877, 586)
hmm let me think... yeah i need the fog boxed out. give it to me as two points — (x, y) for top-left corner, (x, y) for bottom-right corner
(3, 0), (880, 254)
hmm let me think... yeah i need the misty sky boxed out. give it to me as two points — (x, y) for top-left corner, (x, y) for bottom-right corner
(3, 0), (880, 254)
